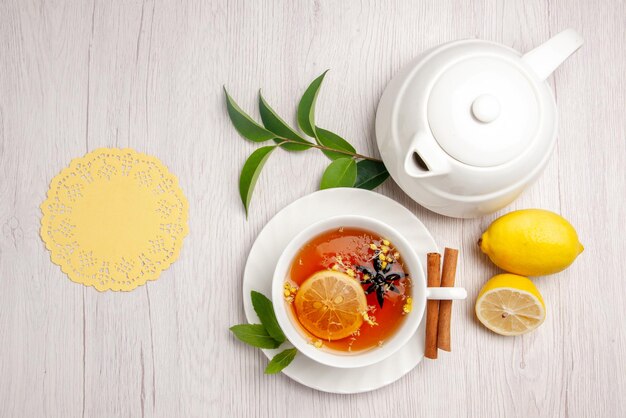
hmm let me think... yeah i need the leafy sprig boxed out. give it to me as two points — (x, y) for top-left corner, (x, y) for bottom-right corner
(230, 291), (297, 374)
(224, 71), (390, 216)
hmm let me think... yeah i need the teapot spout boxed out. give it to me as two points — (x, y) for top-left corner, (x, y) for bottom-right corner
(522, 29), (583, 81)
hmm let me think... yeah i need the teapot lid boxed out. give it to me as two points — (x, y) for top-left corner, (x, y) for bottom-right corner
(427, 56), (541, 167)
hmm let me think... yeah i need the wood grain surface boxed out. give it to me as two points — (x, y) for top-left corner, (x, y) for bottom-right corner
(1, 0), (624, 417)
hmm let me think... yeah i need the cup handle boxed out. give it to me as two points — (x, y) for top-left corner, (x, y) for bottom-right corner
(425, 287), (467, 300)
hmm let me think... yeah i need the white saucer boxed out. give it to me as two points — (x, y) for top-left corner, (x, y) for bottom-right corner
(242, 188), (437, 394)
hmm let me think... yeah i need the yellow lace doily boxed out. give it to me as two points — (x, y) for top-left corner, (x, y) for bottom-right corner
(40, 148), (189, 291)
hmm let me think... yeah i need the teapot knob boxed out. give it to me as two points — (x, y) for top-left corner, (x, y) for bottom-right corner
(471, 94), (500, 123)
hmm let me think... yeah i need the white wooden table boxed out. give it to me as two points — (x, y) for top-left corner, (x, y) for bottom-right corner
(1, 1), (625, 416)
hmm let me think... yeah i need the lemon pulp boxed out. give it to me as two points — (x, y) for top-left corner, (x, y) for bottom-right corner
(475, 274), (546, 336)
(294, 271), (367, 341)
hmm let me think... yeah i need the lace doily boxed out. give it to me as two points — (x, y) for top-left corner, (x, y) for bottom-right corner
(40, 148), (189, 291)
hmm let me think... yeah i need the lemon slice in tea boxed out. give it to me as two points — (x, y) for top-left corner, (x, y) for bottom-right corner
(294, 270), (367, 341)
(475, 274), (546, 336)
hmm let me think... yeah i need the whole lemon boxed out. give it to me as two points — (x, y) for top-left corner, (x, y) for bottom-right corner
(479, 209), (584, 276)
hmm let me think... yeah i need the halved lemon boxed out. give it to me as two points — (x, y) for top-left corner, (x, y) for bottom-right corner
(475, 274), (546, 336)
(294, 270), (367, 341)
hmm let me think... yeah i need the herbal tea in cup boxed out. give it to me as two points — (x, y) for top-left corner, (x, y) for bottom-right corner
(273, 215), (467, 368)
(283, 227), (413, 353)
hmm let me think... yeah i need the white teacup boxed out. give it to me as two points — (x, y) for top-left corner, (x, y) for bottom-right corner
(272, 215), (467, 369)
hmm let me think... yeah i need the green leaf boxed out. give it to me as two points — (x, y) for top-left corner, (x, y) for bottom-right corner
(320, 158), (357, 189)
(229, 324), (282, 349)
(258, 92), (312, 152)
(354, 160), (390, 190)
(251, 291), (286, 344)
(224, 87), (276, 142)
(297, 71), (328, 137)
(315, 127), (356, 160)
(264, 348), (298, 374)
(239, 146), (276, 216)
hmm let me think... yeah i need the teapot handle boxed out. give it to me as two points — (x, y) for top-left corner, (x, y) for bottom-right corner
(522, 28), (583, 81)
(404, 132), (450, 178)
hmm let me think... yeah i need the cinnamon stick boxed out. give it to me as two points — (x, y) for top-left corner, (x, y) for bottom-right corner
(437, 248), (459, 351)
(425, 252), (441, 359)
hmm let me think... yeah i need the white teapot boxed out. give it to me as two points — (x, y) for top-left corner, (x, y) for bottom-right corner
(375, 29), (583, 218)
